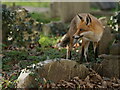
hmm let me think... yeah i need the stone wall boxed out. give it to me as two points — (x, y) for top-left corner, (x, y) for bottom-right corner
(95, 54), (120, 78)
(99, 26), (114, 54)
(50, 2), (90, 22)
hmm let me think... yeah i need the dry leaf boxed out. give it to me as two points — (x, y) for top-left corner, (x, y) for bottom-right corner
(112, 83), (120, 88)
(102, 81), (107, 88)
(85, 76), (90, 82)
(86, 82), (94, 88)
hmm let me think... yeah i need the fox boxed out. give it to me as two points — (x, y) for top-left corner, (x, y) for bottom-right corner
(57, 13), (104, 62)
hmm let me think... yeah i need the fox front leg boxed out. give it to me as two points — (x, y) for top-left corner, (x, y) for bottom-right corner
(84, 41), (90, 62)
(66, 39), (73, 59)
(80, 39), (90, 63)
(93, 42), (99, 60)
(80, 45), (84, 62)
(66, 45), (72, 59)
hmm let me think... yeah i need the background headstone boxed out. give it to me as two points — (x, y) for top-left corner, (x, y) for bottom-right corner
(94, 54), (120, 78)
(50, 2), (59, 18)
(99, 26), (114, 54)
(50, 2), (90, 22)
(110, 42), (120, 55)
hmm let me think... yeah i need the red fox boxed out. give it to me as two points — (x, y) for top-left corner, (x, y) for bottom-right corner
(57, 13), (104, 62)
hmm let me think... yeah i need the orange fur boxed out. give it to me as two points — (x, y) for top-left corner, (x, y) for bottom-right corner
(58, 13), (104, 62)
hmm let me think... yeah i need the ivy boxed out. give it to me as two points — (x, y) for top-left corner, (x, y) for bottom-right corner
(2, 7), (41, 47)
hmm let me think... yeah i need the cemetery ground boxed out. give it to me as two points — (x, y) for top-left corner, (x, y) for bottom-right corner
(1, 3), (120, 89)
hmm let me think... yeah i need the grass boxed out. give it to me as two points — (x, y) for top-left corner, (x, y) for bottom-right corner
(30, 12), (60, 23)
(2, 2), (50, 7)
(2, 33), (103, 88)
(2, 34), (62, 71)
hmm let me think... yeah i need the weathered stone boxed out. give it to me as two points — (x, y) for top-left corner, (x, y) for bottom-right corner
(0, 30), (1, 45)
(42, 21), (67, 35)
(92, 54), (120, 78)
(110, 42), (120, 55)
(50, 2), (60, 18)
(99, 26), (114, 54)
(42, 24), (51, 36)
(96, 2), (116, 10)
(58, 2), (90, 22)
(17, 70), (37, 88)
(115, 33), (120, 42)
(17, 59), (89, 88)
(91, 2), (116, 10)
(90, 11), (114, 16)
(2, 4), (6, 9)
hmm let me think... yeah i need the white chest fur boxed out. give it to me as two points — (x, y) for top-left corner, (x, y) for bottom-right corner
(80, 31), (103, 42)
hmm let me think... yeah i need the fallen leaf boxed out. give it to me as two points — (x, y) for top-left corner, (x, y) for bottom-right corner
(102, 81), (107, 88)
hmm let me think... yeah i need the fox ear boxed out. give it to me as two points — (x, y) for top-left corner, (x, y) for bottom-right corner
(77, 14), (84, 21)
(86, 14), (92, 25)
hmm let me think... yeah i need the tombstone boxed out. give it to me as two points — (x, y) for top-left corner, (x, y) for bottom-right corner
(99, 26), (114, 54)
(0, 29), (1, 45)
(42, 24), (51, 36)
(50, 2), (60, 18)
(57, 2), (90, 22)
(110, 33), (120, 55)
(110, 42), (120, 55)
(2, 4), (6, 9)
(17, 59), (89, 88)
(42, 21), (67, 36)
(94, 54), (120, 78)
(93, 2), (116, 10)
(0, 5), (1, 45)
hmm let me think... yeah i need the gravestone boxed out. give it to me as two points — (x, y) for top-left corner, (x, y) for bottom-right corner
(99, 26), (114, 54)
(60, 2), (90, 22)
(110, 42), (120, 55)
(51, 2), (90, 22)
(17, 59), (89, 88)
(95, 54), (120, 78)
(50, 2), (59, 18)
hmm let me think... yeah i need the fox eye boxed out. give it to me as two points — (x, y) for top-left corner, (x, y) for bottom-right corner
(80, 29), (84, 31)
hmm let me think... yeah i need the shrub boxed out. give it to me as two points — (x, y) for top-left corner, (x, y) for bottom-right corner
(2, 7), (41, 47)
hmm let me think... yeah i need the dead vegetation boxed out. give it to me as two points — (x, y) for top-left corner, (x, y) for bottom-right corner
(40, 69), (120, 89)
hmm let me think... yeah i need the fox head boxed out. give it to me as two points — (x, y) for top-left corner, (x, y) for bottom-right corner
(73, 14), (93, 39)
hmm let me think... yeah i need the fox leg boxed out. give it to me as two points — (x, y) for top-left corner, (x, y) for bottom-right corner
(66, 38), (73, 59)
(93, 42), (99, 60)
(80, 45), (84, 62)
(80, 38), (90, 62)
(84, 41), (90, 62)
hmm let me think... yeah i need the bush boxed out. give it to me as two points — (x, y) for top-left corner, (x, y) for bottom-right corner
(2, 7), (41, 47)
(108, 3), (120, 32)
(30, 12), (60, 23)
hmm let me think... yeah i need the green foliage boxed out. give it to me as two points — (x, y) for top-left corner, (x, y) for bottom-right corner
(2, 79), (17, 88)
(2, 50), (41, 71)
(43, 48), (66, 59)
(38, 34), (66, 59)
(2, 34), (104, 88)
(2, 51), (27, 71)
(1, 6), (106, 88)
(2, 7), (41, 46)
(4, 51), (28, 60)
(2, 73), (18, 89)
(108, 3), (120, 32)
(39, 35), (52, 47)
(30, 12), (60, 23)
(39, 34), (61, 47)
(2, 2), (50, 7)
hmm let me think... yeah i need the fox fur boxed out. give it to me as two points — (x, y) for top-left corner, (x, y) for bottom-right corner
(57, 13), (104, 62)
